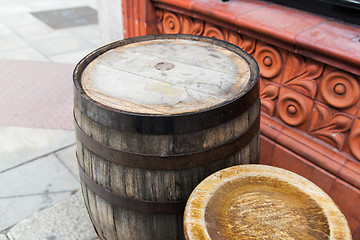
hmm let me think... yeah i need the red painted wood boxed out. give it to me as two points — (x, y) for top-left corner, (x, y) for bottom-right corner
(122, 0), (360, 235)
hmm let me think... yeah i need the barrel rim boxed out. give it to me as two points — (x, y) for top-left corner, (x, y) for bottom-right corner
(73, 34), (260, 134)
(183, 164), (352, 240)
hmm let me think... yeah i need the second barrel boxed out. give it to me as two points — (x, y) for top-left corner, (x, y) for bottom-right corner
(73, 34), (260, 240)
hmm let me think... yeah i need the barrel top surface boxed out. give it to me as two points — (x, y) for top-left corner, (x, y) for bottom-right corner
(81, 39), (251, 115)
(184, 165), (351, 240)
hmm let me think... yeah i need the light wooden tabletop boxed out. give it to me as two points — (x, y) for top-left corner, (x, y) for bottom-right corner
(81, 39), (251, 115)
(184, 165), (351, 240)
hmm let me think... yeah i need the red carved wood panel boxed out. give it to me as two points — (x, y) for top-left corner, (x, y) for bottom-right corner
(155, 8), (360, 162)
(122, 1), (360, 237)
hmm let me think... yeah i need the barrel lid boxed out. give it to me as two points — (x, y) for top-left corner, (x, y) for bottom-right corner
(73, 35), (259, 134)
(184, 165), (351, 240)
(81, 38), (250, 115)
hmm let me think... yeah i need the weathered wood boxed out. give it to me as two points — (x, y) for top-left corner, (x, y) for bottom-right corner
(184, 165), (352, 240)
(73, 35), (260, 240)
(81, 39), (251, 115)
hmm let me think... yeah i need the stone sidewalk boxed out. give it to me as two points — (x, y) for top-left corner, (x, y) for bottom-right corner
(0, 0), (106, 239)
(0, 130), (98, 240)
(0, 0), (99, 64)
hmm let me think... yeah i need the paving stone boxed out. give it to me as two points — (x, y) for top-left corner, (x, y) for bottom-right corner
(30, 33), (95, 56)
(55, 145), (79, 181)
(70, 25), (100, 41)
(12, 22), (59, 40)
(49, 48), (96, 64)
(31, 6), (98, 29)
(0, 13), (40, 28)
(89, 38), (101, 47)
(7, 191), (97, 240)
(0, 34), (28, 52)
(0, 24), (12, 36)
(0, 47), (48, 62)
(27, 2), (98, 15)
(0, 154), (79, 198)
(0, 234), (8, 240)
(0, 192), (72, 233)
(0, 127), (75, 172)
(0, 154), (79, 231)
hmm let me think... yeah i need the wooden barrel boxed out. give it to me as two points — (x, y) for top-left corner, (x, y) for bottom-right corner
(184, 165), (352, 240)
(73, 34), (260, 240)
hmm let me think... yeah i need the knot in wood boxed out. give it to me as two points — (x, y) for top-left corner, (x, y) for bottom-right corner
(155, 62), (175, 71)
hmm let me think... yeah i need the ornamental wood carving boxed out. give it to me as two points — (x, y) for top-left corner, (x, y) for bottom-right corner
(349, 120), (360, 160)
(254, 44), (284, 80)
(228, 31), (256, 54)
(156, 9), (257, 54)
(155, 9), (360, 161)
(203, 22), (226, 40)
(309, 103), (353, 150)
(260, 81), (279, 116)
(283, 53), (323, 99)
(277, 88), (312, 128)
(320, 70), (360, 109)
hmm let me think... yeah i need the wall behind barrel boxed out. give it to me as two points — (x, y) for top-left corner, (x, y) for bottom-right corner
(118, 0), (360, 238)
(95, 0), (360, 238)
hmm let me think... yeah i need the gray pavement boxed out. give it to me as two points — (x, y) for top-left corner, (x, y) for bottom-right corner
(0, 127), (74, 172)
(0, 0), (99, 64)
(0, 0), (105, 239)
(0, 151), (78, 231)
(0, 133), (97, 239)
(7, 191), (97, 240)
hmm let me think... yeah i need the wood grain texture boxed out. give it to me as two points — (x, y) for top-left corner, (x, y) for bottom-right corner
(75, 99), (259, 239)
(74, 35), (260, 240)
(184, 165), (352, 240)
(81, 39), (251, 115)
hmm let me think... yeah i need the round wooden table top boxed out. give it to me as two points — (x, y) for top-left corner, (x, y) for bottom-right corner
(184, 165), (351, 240)
(81, 38), (251, 115)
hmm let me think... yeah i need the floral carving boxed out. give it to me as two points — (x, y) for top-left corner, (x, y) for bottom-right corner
(157, 10), (257, 55)
(156, 9), (163, 34)
(260, 82), (279, 116)
(203, 23), (225, 40)
(349, 120), (360, 160)
(155, 9), (163, 23)
(320, 71), (360, 109)
(228, 31), (256, 54)
(151, 7), (360, 162)
(162, 11), (181, 34)
(283, 54), (323, 98)
(254, 45), (283, 79)
(309, 103), (353, 149)
(277, 90), (311, 127)
(182, 15), (204, 35)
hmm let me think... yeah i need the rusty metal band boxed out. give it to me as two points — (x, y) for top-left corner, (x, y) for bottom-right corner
(75, 114), (260, 170)
(77, 158), (186, 214)
(73, 34), (259, 135)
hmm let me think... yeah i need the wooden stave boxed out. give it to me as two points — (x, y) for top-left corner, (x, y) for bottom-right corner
(77, 142), (260, 240)
(73, 34), (261, 240)
(75, 121), (259, 171)
(75, 97), (259, 200)
(73, 34), (259, 135)
(75, 99), (259, 240)
(73, 96), (260, 156)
